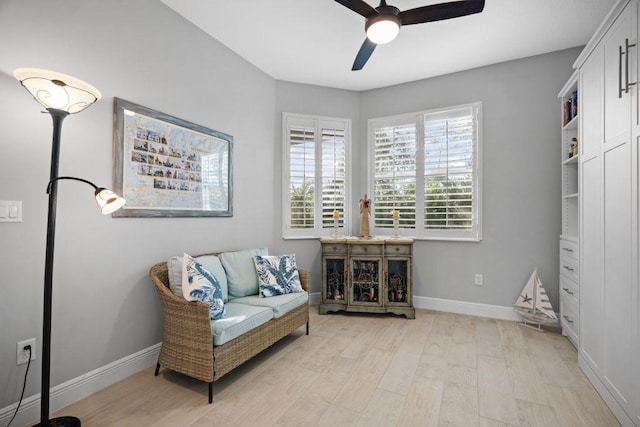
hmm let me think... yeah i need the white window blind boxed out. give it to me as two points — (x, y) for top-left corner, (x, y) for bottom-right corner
(369, 103), (482, 241)
(289, 124), (315, 229)
(283, 113), (351, 238)
(372, 122), (417, 228)
(321, 128), (346, 228)
(424, 107), (474, 231)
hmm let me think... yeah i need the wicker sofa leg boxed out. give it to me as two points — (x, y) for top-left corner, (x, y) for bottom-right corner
(209, 382), (213, 404)
(154, 363), (160, 376)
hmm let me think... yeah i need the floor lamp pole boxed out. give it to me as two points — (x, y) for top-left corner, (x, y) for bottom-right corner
(40, 109), (83, 427)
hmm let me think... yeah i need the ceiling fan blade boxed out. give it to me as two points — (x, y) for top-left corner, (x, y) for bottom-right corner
(352, 38), (377, 71)
(400, 0), (485, 25)
(334, 0), (378, 18)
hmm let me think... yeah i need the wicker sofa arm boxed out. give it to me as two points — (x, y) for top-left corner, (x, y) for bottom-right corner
(150, 262), (214, 381)
(299, 269), (310, 292)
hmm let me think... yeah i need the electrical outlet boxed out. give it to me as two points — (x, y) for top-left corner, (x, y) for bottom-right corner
(474, 273), (483, 286)
(17, 338), (36, 365)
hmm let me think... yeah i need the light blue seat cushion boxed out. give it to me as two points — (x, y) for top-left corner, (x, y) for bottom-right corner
(210, 302), (273, 346)
(219, 248), (268, 299)
(167, 254), (229, 301)
(231, 291), (308, 318)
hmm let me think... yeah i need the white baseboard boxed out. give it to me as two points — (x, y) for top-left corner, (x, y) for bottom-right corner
(0, 343), (160, 427)
(311, 292), (522, 322)
(309, 292), (321, 306)
(413, 296), (523, 321)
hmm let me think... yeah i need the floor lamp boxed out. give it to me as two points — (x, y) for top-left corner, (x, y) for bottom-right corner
(14, 68), (126, 427)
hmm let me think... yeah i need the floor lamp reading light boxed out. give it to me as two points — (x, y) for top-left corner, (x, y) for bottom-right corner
(14, 68), (126, 427)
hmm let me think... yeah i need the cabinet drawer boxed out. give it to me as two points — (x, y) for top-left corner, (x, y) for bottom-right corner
(560, 254), (579, 282)
(350, 244), (383, 256)
(385, 244), (411, 256)
(322, 243), (347, 255)
(560, 294), (579, 339)
(559, 275), (579, 304)
(559, 239), (579, 261)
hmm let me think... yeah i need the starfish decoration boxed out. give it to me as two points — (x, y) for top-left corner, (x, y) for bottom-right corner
(520, 293), (532, 305)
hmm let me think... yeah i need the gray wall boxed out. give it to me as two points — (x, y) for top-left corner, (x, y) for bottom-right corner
(0, 0), (579, 411)
(0, 0), (277, 408)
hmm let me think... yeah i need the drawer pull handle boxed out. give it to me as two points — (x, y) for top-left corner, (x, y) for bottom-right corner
(562, 287), (574, 295)
(561, 247), (574, 253)
(562, 266), (574, 272)
(563, 315), (574, 324)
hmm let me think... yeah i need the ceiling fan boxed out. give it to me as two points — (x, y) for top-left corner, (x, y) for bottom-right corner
(335, 0), (485, 70)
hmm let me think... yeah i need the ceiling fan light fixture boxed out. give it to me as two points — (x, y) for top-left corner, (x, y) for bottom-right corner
(366, 13), (401, 44)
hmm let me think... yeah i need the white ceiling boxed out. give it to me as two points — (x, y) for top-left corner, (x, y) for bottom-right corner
(160, 0), (616, 91)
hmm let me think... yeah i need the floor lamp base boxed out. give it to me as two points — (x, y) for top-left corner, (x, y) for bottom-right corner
(34, 416), (81, 426)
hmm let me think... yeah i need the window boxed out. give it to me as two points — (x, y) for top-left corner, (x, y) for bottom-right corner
(369, 103), (482, 241)
(283, 113), (350, 238)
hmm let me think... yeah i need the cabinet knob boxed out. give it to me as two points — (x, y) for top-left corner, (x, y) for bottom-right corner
(363, 247), (368, 252)
(395, 247), (399, 252)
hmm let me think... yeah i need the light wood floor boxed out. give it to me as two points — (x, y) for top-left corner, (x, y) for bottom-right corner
(45, 307), (619, 427)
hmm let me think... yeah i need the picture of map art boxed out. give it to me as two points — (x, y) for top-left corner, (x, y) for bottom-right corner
(123, 111), (230, 212)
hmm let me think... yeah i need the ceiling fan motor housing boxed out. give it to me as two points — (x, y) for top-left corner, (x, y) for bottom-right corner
(365, 5), (401, 44)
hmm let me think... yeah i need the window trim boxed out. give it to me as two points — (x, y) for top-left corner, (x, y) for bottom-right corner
(282, 112), (352, 239)
(367, 102), (483, 242)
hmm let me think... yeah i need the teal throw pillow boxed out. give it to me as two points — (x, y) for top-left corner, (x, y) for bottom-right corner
(253, 254), (303, 298)
(181, 253), (225, 320)
(220, 248), (268, 298)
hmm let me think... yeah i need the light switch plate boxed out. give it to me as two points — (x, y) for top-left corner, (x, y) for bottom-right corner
(0, 201), (22, 222)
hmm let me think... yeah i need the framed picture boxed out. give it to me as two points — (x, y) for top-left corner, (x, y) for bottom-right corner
(112, 98), (233, 217)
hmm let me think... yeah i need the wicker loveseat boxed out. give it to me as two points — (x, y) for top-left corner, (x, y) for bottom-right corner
(149, 251), (309, 403)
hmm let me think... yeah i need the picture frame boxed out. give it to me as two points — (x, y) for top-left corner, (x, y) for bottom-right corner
(112, 98), (233, 217)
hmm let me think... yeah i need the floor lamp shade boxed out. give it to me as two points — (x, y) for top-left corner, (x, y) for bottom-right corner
(95, 188), (126, 215)
(14, 68), (101, 113)
(14, 68), (119, 427)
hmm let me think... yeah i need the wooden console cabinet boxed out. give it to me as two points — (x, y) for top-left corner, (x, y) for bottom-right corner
(319, 237), (415, 319)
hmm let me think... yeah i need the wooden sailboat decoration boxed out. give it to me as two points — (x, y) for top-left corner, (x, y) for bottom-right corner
(514, 269), (558, 331)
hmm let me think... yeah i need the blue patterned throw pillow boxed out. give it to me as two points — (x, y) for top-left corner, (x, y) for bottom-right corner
(181, 253), (225, 319)
(254, 254), (303, 298)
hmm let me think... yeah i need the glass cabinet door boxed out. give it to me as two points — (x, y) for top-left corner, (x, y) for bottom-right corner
(385, 258), (411, 306)
(322, 257), (347, 303)
(349, 258), (382, 306)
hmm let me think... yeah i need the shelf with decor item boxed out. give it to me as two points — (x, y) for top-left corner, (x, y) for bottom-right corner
(319, 236), (414, 319)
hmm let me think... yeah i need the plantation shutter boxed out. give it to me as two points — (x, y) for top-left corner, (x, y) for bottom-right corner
(288, 122), (315, 229)
(372, 120), (417, 228)
(283, 113), (351, 238)
(321, 126), (346, 228)
(424, 107), (475, 230)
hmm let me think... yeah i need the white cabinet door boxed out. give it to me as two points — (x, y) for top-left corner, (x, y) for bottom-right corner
(580, 155), (603, 373)
(580, 46), (603, 161)
(603, 5), (633, 147)
(603, 139), (634, 415)
(601, 1), (637, 417)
